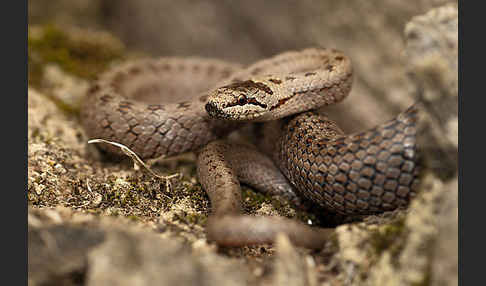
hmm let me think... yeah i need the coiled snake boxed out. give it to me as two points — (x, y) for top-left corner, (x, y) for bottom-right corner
(81, 48), (419, 248)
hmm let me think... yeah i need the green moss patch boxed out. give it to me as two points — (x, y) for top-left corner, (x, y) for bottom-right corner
(369, 216), (408, 261)
(28, 24), (125, 88)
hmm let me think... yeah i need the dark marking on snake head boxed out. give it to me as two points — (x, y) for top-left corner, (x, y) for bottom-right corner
(269, 79), (282, 84)
(248, 98), (267, 108)
(326, 65), (334, 72)
(205, 102), (227, 118)
(285, 76), (296, 81)
(305, 72), (316, 77)
(270, 97), (292, 111)
(223, 80), (273, 95)
(224, 95), (268, 109)
(335, 56), (344, 61)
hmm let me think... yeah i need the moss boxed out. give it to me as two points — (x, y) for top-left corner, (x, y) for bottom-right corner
(241, 187), (273, 212)
(28, 24), (125, 99)
(173, 211), (207, 225)
(109, 209), (120, 217)
(186, 184), (210, 206)
(369, 216), (408, 260)
(127, 215), (140, 222)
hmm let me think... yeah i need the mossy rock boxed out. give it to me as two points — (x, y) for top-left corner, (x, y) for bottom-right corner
(28, 24), (126, 88)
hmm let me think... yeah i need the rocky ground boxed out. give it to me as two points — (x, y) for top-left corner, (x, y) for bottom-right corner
(28, 2), (457, 285)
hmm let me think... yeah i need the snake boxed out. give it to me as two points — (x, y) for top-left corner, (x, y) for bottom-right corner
(81, 48), (420, 249)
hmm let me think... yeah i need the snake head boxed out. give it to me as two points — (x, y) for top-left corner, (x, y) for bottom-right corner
(205, 80), (278, 121)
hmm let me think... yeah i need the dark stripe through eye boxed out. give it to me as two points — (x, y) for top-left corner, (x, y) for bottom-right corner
(248, 98), (267, 108)
(227, 97), (267, 109)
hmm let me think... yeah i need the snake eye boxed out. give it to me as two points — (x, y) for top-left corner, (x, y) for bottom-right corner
(237, 95), (247, 105)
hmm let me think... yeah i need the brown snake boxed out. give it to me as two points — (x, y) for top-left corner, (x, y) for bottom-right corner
(81, 48), (419, 249)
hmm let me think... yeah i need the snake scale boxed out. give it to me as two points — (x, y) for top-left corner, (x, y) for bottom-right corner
(81, 48), (419, 249)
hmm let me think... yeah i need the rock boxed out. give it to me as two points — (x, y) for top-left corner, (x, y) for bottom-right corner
(28, 209), (248, 286)
(28, 223), (106, 285)
(405, 3), (458, 180)
(28, 88), (85, 150)
(86, 231), (246, 286)
(272, 234), (317, 286)
(28, 88), (90, 207)
(29, 1), (104, 30)
(42, 64), (90, 111)
(28, 25), (125, 98)
(429, 178), (458, 286)
(402, 6), (458, 284)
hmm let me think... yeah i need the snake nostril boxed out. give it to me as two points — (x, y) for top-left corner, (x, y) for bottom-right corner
(205, 102), (218, 115)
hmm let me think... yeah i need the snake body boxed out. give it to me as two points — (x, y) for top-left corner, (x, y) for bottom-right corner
(81, 57), (242, 159)
(81, 48), (419, 248)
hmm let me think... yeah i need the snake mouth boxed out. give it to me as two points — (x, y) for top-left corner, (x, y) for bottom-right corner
(205, 101), (267, 121)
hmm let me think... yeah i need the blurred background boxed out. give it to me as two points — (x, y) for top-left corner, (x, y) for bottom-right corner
(28, 0), (452, 131)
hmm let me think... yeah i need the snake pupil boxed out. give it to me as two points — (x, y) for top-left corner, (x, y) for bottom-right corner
(238, 95), (247, 105)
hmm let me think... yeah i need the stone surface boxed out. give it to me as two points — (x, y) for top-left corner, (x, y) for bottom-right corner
(28, 208), (247, 286)
(405, 3), (458, 180)
(272, 234), (317, 286)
